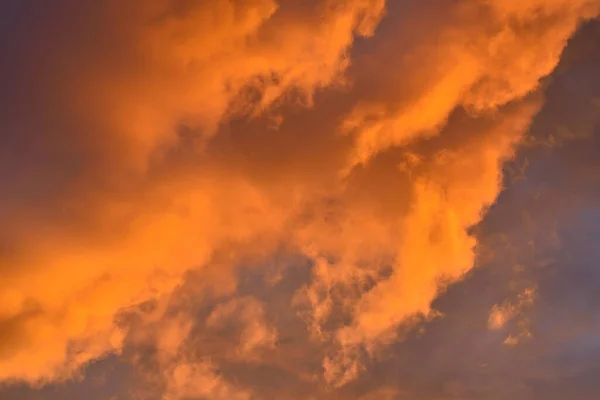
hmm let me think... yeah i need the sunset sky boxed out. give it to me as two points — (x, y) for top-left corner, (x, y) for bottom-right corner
(1, 1), (600, 399)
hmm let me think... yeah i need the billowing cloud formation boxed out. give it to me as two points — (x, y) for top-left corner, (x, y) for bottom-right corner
(0, 0), (598, 397)
(0, 0), (386, 383)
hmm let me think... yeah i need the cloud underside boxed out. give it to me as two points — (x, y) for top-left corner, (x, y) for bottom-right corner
(0, 0), (598, 397)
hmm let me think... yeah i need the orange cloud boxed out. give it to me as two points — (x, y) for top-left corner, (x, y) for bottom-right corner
(0, 0), (386, 384)
(0, 0), (597, 396)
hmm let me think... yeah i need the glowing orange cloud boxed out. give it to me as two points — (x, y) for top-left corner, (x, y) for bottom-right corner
(0, 0), (597, 395)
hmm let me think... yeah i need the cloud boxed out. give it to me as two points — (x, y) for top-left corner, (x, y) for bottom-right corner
(163, 361), (251, 400)
(205, 296), (278, 359)
(0, 0), (598, 397)
(296, 0), (599, 385)
(0, 0), (387, 384)
(488, 286), (536, 330)
(130, 296), (276, 400)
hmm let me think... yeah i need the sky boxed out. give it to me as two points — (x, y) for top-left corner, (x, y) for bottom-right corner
(0, 1), (600, 399)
